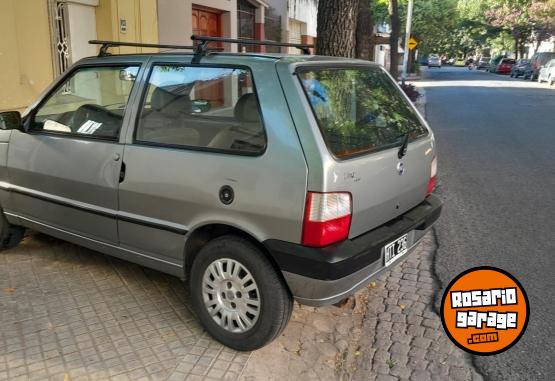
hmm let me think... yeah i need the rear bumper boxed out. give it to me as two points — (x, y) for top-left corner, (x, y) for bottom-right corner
(263, 194), (442, 306)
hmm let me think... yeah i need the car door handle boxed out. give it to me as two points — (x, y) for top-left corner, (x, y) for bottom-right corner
(113, 153), (121, 161)
(119, 162), (126, 183)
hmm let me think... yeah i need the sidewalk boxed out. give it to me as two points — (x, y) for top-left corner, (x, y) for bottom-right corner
(239, 233), (480, 381)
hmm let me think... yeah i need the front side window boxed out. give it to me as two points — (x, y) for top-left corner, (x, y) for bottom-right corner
(136, 65), (265, 154)
(33, 66), (139, 139)
(299, 67), (428, 159)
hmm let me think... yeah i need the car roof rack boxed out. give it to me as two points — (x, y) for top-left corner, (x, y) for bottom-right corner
(190, 35), (313, 63)
(89, 40), (198, 57)
(89, 37), (314, 61)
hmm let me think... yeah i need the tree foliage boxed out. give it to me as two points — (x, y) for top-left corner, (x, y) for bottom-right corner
(369, 0), (555, 59)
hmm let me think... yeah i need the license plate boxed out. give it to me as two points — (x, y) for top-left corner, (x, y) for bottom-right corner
(384, 234), (409, 266)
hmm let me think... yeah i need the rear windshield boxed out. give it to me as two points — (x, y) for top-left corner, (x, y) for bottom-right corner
(299, 66), (428, 159)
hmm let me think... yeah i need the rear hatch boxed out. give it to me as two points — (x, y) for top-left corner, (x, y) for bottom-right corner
(296, 64), (435, 238)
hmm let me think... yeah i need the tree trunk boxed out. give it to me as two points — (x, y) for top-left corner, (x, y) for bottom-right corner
(317, 0), (359, 57)
(409, 48), (416, 73)
(519, 41), (526, 59)
(535, 36), (543, 54)
(356, 0), (373, 60)
(388, 0), (400, 79)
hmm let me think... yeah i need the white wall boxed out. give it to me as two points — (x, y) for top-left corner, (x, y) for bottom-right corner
(157, 0), (238, 51)
(375, 44), (390, 69)
(266, 0), (317, 44)
(67, 1), (99, 62)
(536, 37), (555, 53)
(287, 0), (317, 37)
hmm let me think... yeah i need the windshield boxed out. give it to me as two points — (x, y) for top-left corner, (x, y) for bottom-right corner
(298, 66), (428, 159)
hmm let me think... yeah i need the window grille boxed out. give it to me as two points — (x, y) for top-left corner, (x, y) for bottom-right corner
(48, 0), (71, 77)
(238, 0), (256, 52)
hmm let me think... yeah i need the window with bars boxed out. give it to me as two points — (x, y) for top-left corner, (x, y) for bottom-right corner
(265, 7), (282, 53)
(48, 0), (71, 77)
(238, 0), (256, 52)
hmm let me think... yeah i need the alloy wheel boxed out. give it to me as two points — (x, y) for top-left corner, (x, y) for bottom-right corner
(202, 258), (261, 333)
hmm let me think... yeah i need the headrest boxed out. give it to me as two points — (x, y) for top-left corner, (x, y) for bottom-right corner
(151, 86), (191, 116)
(234, 93), (261, 123)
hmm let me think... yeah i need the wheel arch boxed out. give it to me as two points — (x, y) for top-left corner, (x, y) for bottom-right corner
(183, 223), (285, 285)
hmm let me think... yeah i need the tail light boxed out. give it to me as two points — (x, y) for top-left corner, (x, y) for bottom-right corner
(302, 192), (352, 247)
(427, 156), (437, 195)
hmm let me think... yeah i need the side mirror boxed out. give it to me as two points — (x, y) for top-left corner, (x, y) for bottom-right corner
(0, 111), (22, 131)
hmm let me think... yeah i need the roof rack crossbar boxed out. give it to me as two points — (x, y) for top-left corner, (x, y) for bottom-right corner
(190, 35), (314, 55)
(89, 40), (196, 57)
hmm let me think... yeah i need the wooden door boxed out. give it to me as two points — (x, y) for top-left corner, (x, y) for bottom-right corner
(192, 8), (221, 37)
(192, 7), (224, 106)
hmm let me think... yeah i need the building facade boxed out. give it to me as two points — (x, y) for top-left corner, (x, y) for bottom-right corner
(157, 0), (269, 52)
(0, 0), (158, 112)
(525, 36), (555, 57)
(265, 0), (317, 53)
(0, 0), (318, 112)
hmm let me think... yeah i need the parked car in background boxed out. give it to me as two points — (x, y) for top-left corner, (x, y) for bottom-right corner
(538, 58), (555, 85)
(494, 58), (515, 74)
(428, 54), (441, 68)
(486, 56), (504, 73)
(454, 58), (466, 66)
(477, 57), (491, 69)
(510, 59), (530, 77)
(447, 58), (456, 65)
(0, 38), (442, 351)
(524, 52), (555, 80)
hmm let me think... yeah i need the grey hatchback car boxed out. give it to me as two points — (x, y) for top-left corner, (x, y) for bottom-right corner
(0, 37), (441, 350)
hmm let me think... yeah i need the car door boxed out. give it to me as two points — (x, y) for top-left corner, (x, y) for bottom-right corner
(117, 60), (273, 268)
(4, 62), (143, 244)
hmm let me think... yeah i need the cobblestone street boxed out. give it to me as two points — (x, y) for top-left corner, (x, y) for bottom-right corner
(0, 230), (480, 381)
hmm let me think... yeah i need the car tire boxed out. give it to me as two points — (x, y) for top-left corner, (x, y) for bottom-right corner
(0, 209), (25, 250)
(510, 73), (514, 78)
(189, 235), (293, 351)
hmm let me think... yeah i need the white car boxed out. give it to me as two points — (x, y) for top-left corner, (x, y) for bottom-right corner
(538, 58), (555, 85)
(427, 54), (442, 68)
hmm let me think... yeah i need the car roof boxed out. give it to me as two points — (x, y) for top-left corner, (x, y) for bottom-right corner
(77, 52), (379, 68)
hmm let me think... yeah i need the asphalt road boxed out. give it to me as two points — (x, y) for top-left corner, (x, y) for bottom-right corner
(419, 66), (555, 380)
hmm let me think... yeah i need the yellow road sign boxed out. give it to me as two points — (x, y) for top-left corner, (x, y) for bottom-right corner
(408, 37), (418, 50)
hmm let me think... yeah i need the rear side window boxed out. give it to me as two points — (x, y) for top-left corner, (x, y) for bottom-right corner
(136, 65), (266, 155)
(299, 67), (428, 159)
